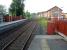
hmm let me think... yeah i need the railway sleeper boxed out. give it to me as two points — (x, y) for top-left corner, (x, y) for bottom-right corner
(1, 21), (33, 50)
(4, 22), (36, 50)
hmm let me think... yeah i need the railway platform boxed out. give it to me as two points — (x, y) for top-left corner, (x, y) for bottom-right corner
(0, 20), (67, 50)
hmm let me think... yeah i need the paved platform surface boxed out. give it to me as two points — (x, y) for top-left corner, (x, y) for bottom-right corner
(28, 21), (67, 50)
(28, 35), (67, 50)
(47, 39), (67, 50)
(0, 19), (26, 27)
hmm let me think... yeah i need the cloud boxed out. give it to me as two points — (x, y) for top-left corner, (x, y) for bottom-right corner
(24, 0), (67, 13)
(0, 0), (67, 13)
(0, 0), (12, 9)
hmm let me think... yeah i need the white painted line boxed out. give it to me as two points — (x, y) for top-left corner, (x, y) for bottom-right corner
(0, 19), (27, 27)
(41, 39), (50, 50)
(57, 32), (67, 41)
(35, 35), (63, 39)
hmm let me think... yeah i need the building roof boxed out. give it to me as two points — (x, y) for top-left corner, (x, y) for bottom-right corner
(47, 6), (62, 11)
(37, 6), (63, 14)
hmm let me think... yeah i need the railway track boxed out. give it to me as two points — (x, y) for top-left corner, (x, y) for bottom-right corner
(4, 22), (36, 50)
(0, 21), (30, 50)
(0, 21), (37, 50)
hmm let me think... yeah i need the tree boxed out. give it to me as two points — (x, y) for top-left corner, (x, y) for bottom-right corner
(9, 3), (16, 16)
(9, 0), (24, 16)
(25, 11), (32, 19)
(0, 5), (6, 16)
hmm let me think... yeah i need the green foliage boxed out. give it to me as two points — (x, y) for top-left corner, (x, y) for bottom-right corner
(0, 5), (6, 16)
(38, 17), (48, 27)
(9, 0), (24, 16)
(9, 3), (15, 16)
(25, 11), (32, 19)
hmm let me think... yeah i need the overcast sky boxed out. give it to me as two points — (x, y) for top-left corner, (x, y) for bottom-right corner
(0, 0), (67, 13)
(0, 0), (12, 11)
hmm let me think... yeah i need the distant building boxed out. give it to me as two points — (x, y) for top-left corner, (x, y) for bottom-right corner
(37, 6), (63, 20)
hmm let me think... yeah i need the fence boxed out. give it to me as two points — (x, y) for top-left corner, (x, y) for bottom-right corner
(4, 16), (25, 22)
(47, 19), (67, 36)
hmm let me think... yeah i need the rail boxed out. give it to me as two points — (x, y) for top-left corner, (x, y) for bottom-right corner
(0, 20), (38, 50)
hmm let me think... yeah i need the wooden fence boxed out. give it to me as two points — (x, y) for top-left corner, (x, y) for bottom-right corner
(47, 20), (67, 36)
(4, 16), (25, 22)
